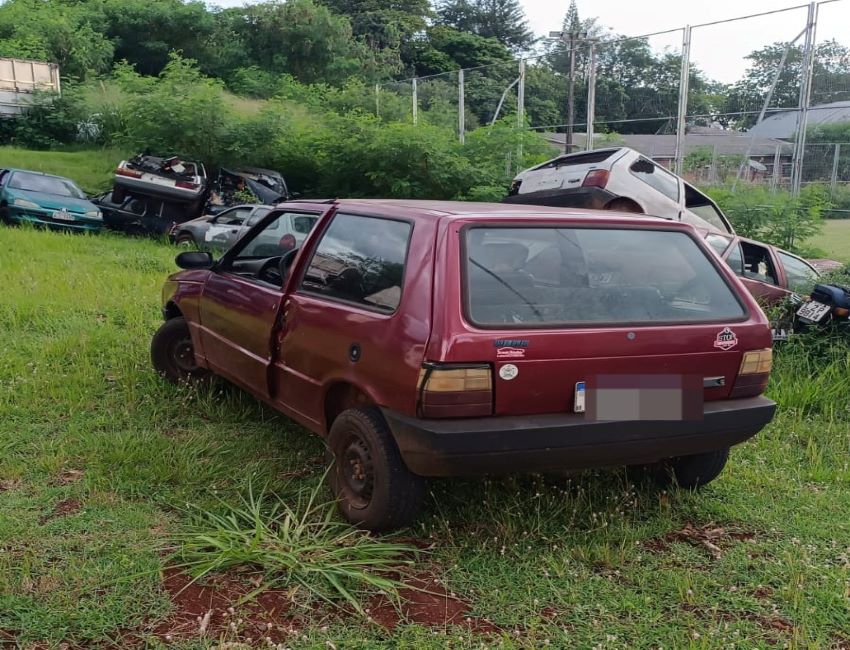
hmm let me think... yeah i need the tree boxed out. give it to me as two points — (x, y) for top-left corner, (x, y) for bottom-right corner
(725, 40), (850, 130)
(436, 0), (535, 52)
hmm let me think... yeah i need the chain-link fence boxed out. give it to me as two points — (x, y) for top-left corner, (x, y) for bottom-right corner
(376, 0), (850, 193)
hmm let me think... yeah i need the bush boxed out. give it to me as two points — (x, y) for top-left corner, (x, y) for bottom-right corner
(707, 184), (827, 252)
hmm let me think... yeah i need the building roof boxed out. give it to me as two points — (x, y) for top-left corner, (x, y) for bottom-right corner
(543, 132), (792, 158)
(747, 100), (850, 139)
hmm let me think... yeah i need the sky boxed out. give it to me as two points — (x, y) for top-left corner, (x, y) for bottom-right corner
(523, 0), (850, 83)
(209, 0), (850, 84)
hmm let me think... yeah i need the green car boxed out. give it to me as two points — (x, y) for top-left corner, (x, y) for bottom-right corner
(0, 168), (103, 232)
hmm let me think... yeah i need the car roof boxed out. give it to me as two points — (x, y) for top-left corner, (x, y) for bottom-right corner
(279, 198), (689, 227)
(2, 168), (75, 182)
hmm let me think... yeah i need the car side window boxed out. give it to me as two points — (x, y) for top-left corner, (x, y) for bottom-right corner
(725, 243), (745, 275)
(124, 197), (147, 215)
(232, 211), (320, 259)
(247, 208), (271, 227)
(706, 234), (732, 256)
(292, 215), (317, 234)
(740, 241), (778, 285)
(778, 251), (818, 292)
(300, 213), (412, 313)
(629, 158), (680, 202)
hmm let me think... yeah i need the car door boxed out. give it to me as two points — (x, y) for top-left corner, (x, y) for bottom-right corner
(272, 211), (418, 429)
(239, 207), (271, 239)
(197, 208), (330, 398)
(204, 207), (252, 250)
(723, 238), (787, 303)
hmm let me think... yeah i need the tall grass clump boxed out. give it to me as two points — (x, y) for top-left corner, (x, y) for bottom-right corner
(171, 480), (419, 613)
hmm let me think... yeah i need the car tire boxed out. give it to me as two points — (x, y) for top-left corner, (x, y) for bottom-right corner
(327, 406), (426, 532)
(150, 317), (208, 384)
(175, 233), (196, 248)
(605, 198), (643, 214)
(655, 447), (730, 490)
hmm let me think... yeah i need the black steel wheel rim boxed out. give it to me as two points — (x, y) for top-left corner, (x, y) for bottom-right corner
(339, 433), (374, 509)
(170, 336), (198, 374)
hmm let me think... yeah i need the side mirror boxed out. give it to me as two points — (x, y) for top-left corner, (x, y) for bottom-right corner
(176, 251), (214, 269)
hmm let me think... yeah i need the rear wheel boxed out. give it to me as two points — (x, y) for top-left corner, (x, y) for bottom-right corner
(327, 406), (426, 532)
(654, 447), (730, 490)
(150, 317), (208, 384)
(605, 198), (643, 214)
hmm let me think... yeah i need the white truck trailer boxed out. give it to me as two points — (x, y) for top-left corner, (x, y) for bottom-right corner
(0, 57), (61, 117)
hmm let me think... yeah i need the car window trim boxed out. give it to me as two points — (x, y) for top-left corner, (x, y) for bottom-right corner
(294, 211), (415, 317)
(458, 222), (750, 331)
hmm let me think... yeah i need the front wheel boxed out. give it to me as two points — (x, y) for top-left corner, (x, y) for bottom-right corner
(150, 317), (208, 384)
(175, 233), (196, 248)
(327, 407), (426, 532)
(657, 447), (730, 490)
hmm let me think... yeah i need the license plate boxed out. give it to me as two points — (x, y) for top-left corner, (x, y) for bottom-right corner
(574, 381), (586, 413)
(52, 210), (75, 221)
(796, 300), (831, 323)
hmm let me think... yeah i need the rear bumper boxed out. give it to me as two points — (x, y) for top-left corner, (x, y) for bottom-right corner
(382, 396), (776, 477)
(501, 187), (618, 209)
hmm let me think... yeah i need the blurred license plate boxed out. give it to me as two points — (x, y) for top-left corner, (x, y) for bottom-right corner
(796, 300), (831, 322)
(52, 210), (74, 221)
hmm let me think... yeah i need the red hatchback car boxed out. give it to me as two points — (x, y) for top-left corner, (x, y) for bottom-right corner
(152, 200), (776, 531)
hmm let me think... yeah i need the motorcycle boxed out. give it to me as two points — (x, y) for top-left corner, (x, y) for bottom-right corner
(795, 283), (850, 330)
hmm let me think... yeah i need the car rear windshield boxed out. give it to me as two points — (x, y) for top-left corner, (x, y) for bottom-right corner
(464, 226), (746, 327)
(531, 150), (616, 171)
(9, 171), (85, 199)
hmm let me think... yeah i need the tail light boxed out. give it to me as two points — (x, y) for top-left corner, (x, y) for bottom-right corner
(730, 348), (772, 398)
(176, 181), (200, 190)
(417, 363), (492, 418)
(115, 167), (143, 178)
(582, 169), (609, 188)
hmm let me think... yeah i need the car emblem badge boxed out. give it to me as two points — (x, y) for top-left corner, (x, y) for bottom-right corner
(713, 327), (738, 351)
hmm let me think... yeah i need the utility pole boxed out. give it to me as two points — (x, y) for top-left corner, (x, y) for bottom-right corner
(550, 27), (587, 154)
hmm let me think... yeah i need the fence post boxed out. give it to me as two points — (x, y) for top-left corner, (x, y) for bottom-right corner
(831, 143), (841, 197)
(710, 144), (718, 184)
(673, 26), (692, 176)
(517, 59), (526, 128)
(412, 77), (418, 125)
(770, 145), (782, 192)
(586, 42), (597, 151)
(458, 69), (465, 144)
(791, 2), (818, 195)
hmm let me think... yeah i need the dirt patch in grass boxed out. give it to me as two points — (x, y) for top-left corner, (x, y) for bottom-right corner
(153, 567), (298, 644)
(644, 522), (757, 559)
(681, 603), (794, 637)
(52, 469), (84, 486)
(39, 498), (83, 523)
(0, 479), (21, 493)
(366, 574), (500, 632)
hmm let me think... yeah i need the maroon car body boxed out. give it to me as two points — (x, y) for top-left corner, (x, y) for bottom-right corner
(153, 200), (776, 530)
(701, 231), (821, 303)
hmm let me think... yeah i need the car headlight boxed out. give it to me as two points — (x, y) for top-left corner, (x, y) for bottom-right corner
(13, 198), (40, 209)
(84, 210), (102, 220)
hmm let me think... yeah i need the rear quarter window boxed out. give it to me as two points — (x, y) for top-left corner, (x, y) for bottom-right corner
(464, 226), (745, 327)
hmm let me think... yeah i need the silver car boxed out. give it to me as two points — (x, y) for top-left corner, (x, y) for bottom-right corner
(505, 147), (734, 235)
(171, 205), (318, 253)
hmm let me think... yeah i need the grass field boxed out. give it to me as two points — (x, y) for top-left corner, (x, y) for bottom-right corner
(1, 225), (848, 649)
(808, 219), (850, 263)
(0, 147), (125, 195)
